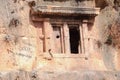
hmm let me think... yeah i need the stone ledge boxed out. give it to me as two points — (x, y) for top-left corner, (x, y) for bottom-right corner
(43, 52), (86, 58)
(0, 70), (120, 80)
(33, 5), (100, 16)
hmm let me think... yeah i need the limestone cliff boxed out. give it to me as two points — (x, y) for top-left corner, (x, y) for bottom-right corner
(0, 0), (120, 80)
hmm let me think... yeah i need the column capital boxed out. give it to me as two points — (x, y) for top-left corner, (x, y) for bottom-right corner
(82, 20), (88, 23)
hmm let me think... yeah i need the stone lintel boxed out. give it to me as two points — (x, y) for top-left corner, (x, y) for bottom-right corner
(33, 5), (100, 16)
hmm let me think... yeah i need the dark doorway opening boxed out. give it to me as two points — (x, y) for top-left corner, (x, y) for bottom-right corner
(69, 26), (80, 54)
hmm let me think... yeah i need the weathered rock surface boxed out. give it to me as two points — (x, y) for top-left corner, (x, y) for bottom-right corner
(0, 70), (120, 80)
(0, 0), (120, 80)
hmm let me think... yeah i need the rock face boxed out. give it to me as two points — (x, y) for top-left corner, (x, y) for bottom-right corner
(0, 0), (120, 80)
(0, 0), (37, 71)
(0, 70), (120, 80)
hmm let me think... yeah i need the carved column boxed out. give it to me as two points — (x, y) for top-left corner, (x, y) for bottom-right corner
(79, 23), (84, 54)
(63, 22), (70, 53)
(43, 19), (52, 52)
(82, 20), (89, 55)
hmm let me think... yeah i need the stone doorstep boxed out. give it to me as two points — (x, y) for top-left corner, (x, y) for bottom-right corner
(43, 52), (86, 58)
